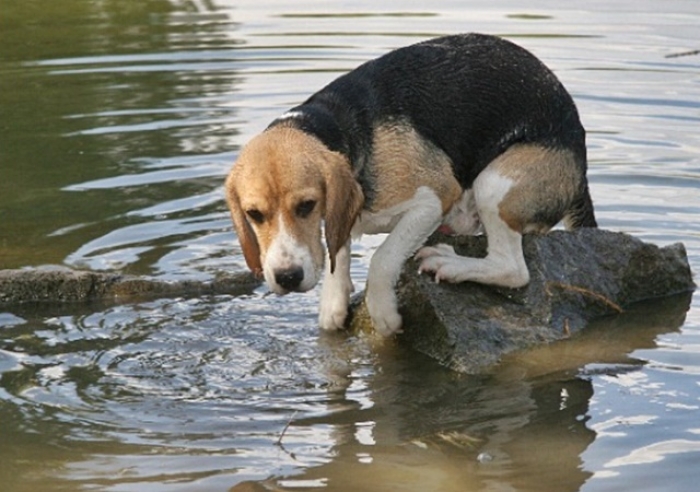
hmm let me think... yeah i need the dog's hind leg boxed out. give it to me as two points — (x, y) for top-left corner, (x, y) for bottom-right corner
(417, 166), (529, 287)
(417, 144), (583, 287)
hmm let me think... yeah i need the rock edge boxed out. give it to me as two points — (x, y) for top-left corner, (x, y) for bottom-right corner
(349, 229), (695, 373)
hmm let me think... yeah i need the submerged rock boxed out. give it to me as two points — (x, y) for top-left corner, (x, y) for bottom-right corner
(349, 229), (695, 373)
(0, 266), (259, 306)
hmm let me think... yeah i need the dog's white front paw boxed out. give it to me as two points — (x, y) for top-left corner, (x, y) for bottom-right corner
(319, 302), (348, 331)
(319, 287), (350, 331)
(366, 288), (403, 337)
(319, 271), (352, 331)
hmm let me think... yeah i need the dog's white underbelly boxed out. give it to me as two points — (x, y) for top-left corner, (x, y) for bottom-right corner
(353, 207), (406, 236)
(353, 187), (483, 238)
(352, 186), (442, 237)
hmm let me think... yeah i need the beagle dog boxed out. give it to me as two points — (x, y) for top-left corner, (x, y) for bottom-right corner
(225, 33), (597, 337)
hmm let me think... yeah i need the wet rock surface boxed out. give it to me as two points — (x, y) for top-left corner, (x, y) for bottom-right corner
(0, 266), (260, 306)
(349, 229), (695, 373)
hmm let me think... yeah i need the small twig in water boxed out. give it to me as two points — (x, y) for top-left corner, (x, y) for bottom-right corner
(665, 49), (700, 59)
(276, 410), (298, 446)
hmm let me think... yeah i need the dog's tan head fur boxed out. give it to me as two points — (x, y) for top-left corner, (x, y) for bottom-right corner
(225, 126), (364, 293)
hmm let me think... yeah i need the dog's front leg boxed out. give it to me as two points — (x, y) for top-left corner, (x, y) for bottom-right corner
(366, 187), (443, 337)
(319, 240), (353, 331)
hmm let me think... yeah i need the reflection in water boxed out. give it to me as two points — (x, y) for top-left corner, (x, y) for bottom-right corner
(0, 293), (691, 491)
(1, 0), (700, 491)
(284, 294), (692, 492)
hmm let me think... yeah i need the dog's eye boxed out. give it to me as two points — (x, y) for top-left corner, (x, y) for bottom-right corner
(246, 209), (265, 224)
(295, 200), (316, 219)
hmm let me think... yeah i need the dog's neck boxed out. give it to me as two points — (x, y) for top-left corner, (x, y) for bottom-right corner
(268, 104), (348, 156)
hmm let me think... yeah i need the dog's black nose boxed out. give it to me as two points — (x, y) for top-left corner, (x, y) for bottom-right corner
(274, 267), (304, 291)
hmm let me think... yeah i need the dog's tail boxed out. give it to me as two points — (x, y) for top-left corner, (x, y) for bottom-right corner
(564, 184), (597, 229)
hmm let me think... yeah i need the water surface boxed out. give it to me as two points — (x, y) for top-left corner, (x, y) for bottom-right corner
(1, 1), (700, 491)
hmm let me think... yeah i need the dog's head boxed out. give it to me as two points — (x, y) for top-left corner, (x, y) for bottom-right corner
(225, 126), (364, 294)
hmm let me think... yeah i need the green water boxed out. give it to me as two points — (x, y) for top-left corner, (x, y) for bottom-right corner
(1, 0), (235, 272)
(1, 1), (700, 491)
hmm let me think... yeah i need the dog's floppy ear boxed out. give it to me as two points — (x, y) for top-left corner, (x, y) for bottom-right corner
(225, 172), (263, 278)
(322, 159), (364, 273)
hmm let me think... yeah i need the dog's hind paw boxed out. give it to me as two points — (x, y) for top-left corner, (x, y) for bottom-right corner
(417, 254), (464, 284)
(416, 243), (463, 281)
(415, 243), (458, 261)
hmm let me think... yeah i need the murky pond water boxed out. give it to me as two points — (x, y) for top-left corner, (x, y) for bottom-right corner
(1, 1), (700, 491)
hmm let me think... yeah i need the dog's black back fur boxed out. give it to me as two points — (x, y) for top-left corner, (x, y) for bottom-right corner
(270, 33), (594, 225)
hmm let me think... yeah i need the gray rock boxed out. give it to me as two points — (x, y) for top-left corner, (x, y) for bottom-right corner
(349, 229), (695, 373)
(0, 266), (260, 306)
